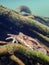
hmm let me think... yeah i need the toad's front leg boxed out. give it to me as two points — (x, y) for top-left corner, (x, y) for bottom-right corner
(6, 34), (18, 44)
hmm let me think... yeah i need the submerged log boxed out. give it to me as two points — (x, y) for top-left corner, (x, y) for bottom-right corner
(0, 6), (49, 36)
(0, 43), (49, 65)
(32, 30), (49, 42)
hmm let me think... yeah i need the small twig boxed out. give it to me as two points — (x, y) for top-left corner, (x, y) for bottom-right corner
(10, 54), (25, 65)
(0, 41), (8, 45)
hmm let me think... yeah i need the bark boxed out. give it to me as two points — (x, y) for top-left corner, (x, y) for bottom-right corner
(0, 43), (49, 65)
(0, 6), (49, 36)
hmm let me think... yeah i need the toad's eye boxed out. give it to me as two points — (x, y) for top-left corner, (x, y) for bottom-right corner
(13, 38), (18, 44)
(14, 41), (16, 43)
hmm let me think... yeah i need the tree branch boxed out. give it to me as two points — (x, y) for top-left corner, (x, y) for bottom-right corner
(10, 54), (25, 65)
